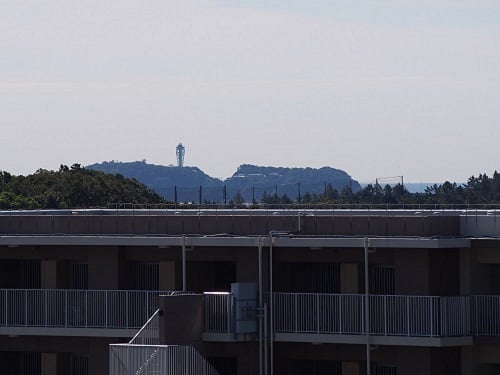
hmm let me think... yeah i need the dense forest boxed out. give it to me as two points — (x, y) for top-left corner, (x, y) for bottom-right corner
(0, 164), (166, 209)
(0, 165), (499, 209)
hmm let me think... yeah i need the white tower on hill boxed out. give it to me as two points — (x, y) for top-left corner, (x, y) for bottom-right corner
(176, 143), (185, 168)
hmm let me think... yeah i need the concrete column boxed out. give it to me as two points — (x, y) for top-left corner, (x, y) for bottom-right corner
(459, 248), (472, 295)
(41, 260), (57, 289)
(341, 263), (359, 294)
(160, 261), (176, 290)
(342, 361), (361, 375)
(41, 353), (57, 375)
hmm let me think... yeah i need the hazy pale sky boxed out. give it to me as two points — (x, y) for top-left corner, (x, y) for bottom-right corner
(1, 0), (499, 183)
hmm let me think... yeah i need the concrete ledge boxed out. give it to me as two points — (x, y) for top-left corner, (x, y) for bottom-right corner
(0, 235), (470, 249)
(0, 326), (137, 338)
(202, 332), (255, 342)
(274, 333), (474, 347)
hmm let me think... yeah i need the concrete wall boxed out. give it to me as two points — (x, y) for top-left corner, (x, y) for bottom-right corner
(159, 294), (204, 345)
(0, 214), (461, 237)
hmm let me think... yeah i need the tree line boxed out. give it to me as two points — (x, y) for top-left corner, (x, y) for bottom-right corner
(0, 164), (165, 209)
(1, 166), (499, 209)
(256, 171), (500, 207)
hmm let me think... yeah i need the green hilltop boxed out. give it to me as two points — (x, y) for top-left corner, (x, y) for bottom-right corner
(0, 164), (165, 209)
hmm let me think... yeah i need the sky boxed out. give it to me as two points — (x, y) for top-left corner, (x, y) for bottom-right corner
(1, 0), (499, 183)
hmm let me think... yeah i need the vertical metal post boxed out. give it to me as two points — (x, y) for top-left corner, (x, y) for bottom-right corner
(4, 291), (7, 326)
(105, 290), (109, 328)
(269, 234), (274, 375)
(258, 238), (263, 375)
(264, 302), (268, 375)
(45, 289), (48, 327)
(65, 289), (68, 327)
(85, 290), (88, 328)
(182, 236), (187, 292)
(406, 296), (410, 336)
(316, 293), (320, 333)
(226, 295), (230, 332)
(24, 290), (28, 326)
(126, 291), (129, 328)
(364, 237), (371, 375)
(430, 297), (434, 336)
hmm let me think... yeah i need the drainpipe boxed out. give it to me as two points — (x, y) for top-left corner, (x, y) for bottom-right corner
(364, 237), (371, 375)
(258, 237), (263, 375)
(264, 302), (268, 375)
(269, 232), (274, 375)
(182, 236), (186, 292)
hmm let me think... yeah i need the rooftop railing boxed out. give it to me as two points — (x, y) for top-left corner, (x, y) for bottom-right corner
(0, 289), (172, 330)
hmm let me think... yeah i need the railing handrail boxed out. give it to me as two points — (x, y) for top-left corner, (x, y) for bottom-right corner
(0, 288), (176, 293)
(129, 309), (160, 344)
(273, 292), (444, 298)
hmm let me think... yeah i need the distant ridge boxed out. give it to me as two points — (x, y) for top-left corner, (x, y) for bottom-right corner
(87, 161), (221, 200)
(87, 161), (361, 203)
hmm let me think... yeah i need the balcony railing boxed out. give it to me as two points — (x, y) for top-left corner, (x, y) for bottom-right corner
(110, 344), (220, 375)
(204, 292), (234, 333)
(471, 295), (500, 336)
(3, 290), (500, 339)
(0, 289), (172, 329)
(273, 293), (500, 338)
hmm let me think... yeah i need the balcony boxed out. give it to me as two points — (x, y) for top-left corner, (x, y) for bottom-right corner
(3, 289), (500, 346)
(272, 293), (500, 346)
(0, 289), (170, 337)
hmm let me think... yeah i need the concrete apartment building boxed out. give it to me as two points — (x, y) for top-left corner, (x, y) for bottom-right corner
(0, 209), (499, 375)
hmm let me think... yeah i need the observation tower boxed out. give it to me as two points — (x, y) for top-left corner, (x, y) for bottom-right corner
(176, 143), (185, 168)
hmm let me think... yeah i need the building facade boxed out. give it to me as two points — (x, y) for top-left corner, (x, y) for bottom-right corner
(0, 209), (499, 374)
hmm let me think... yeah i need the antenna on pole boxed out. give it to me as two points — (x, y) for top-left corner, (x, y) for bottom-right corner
(176, 143), (185, 168)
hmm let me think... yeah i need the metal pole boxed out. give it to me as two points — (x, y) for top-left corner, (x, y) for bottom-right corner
(364, 237), (371, 375)
(182, 236), (187, 292)
(269, 234), (274, 375)
(258, 238), (263, 375)
(264, 302), (268, 375)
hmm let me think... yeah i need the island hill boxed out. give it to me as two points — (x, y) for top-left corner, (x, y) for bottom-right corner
(87, 161), (361, 203)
